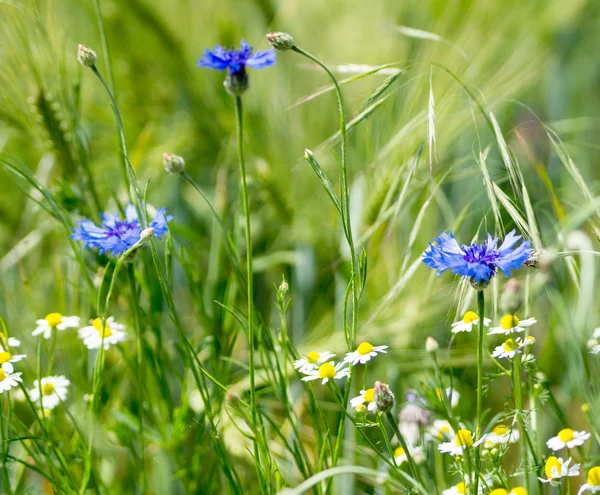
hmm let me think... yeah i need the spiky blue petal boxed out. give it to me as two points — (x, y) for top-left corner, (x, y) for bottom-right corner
(197, 40), (275, 74)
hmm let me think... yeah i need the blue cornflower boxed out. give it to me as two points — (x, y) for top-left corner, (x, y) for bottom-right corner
(72, 205), (171, 256)
(422, 230), (533, 284)
(197, 40), (276, 75)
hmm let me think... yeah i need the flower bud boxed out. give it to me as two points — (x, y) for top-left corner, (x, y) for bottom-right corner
(355, 404), (367, 414)
(224, 70), (249, 96)
(163, 153), (186, 174)
(77, 44), (97, 67)
(266, 32), (294, 51)
(425, 336), (439, 353)
(582, 403), (590, 414)
(140, 227), (155, 241)
(500, 278), (522, 314)
(374, 381), (394, 413)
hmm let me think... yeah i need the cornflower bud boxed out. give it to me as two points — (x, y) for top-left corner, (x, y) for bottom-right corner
(266, 32), (294, 51)
(163, 153), (186, 174)
(374, 381), (395, 413)
(425, 336), (439, 353)
(77, 44), (96, 67)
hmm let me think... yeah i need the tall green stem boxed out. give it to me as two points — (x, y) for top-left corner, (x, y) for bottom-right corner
(385, 411), (424, 488)
(513, 342), (529, 494)
(473, 289), (485, 495)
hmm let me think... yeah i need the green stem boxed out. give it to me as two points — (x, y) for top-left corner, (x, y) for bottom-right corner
(513, 349), (529, 494)
(385, 411), (424, 489)
(474, 289), (485, 495)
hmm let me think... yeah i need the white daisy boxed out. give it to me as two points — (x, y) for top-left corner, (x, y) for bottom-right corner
(0, 332), (21, 349)
(436, 387), (460, 408)
(344, 342), (388, 365)
(546, 428), (591, 451)
(0, 350), (26, 366)
(393, 445), (425, 465)
(350, 388), (377, 412)
(442, 482), (466, 495)
(488, 314), (536, 336)
(438, 429), (485, 457)
(429, 419), (454, 441)
(29, 376), (70, 410)
(579, 466), (600, 494)
(294, 351), (335, 373)
(78, 317), (127, 350)
(491, 338), (524, 359)
(33, 313), (80, 339)
(484, 425), (520, 447)
(0, 362), (22, 393)
(588, 332), (600, 355)
(301, 361), (349, 385)
(539, 456), (580, 484)
(451, 311), (491, 333)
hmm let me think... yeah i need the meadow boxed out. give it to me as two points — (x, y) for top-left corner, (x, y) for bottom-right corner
(1, 0), (600, 493)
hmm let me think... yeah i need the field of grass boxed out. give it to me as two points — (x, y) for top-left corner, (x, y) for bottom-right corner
(1, 0), (600, 493)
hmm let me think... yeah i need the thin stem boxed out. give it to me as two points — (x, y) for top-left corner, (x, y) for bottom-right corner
(474, 289), (485, 495)
(513, 348), (529, 494)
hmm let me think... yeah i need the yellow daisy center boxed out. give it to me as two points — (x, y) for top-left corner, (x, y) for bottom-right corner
(557, 428), (574, 442)
(489, 489), (508, 495)
(0, 369), (5, 381)
(493, 425), (510, 436)
(307, 352), (320, 364)
(545, 456), (562, 479)
(357, 342), (374, 355)
(509, 488), (527, 495)
(456, 482), (465, 494)
(0, 352), (11, 364)
(455, 429), (473, 448)
(318, 363), (336, 379)
(92, 318), (113, 337)
(588, 466), (600, 486)
(501, 314), (519, 330)
(394, 447), (405, 457)
(42, 383), (55, 396)
(463, 311), (478, 323)
(503, 339), (519, 352)
(363, 388), (375, 403)
(45, 313), (63, 328)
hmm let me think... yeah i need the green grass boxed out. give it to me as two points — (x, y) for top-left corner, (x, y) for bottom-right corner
(1, 0), (600, 493)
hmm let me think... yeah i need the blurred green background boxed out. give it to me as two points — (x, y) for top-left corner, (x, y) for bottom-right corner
(1, 0), (600, 491)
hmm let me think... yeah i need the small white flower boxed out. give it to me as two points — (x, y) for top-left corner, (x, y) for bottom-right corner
(393, 445), (425, 465)
(488, 314), (536, 335)
(588, 333), (600, 355)
(436, 387), (460, 408)
(33, 313), (80, 339)
(491, 338), (525, 359)
(593, 328), (600, 339)
(484, 425), (520, 448)
(78, 317), (127, 350)
(350, 388), (377, 412)
(579, 466), (600, 494)
(344, 342), (388, 365)
(29, 376), (70, 410)
(546, 428), (591, 451)
(0, 332), (20, 350)
(442, 482), (466, 495)
(429, 419), (454, 441)
(301, 361), (349, 385)
(539, 456), (580, 484)
(451, 311), (490, 333)
(294, 351), (335, 373)
(0, 350), (26, 366)
(0, 362), (22, 393)
(438, 429), (485, 457)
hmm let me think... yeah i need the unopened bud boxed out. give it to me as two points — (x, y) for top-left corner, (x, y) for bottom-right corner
(355, 404), (367, 414)
(374, 381), (395, 413)
(224, 70), (249, 96)
(425, 337), (439, 353)
(266, 32), (294, 51)
(500, 278), (522, 314)
(163, 153), (185, 174)
(582, 403), (590, 413)
(140, 227), (154, 240)
(77, 44), (96, 67)
(279, 278), (289, 298)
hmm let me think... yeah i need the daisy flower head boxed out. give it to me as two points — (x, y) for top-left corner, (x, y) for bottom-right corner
(436, 387), (460, 408)
(344, 342), (388, 365)
(29, 376), (70, 410)
(442, 482), (465, 495)
(429, 419), (454, 440)
(588, 328), (600, 354)
(301, 361), (349, 385)
(350, 388), (377, 412)
(394, 446), (425, 465)
(33, 313), (80, 339)
(72, 204), (171, 256)
(0, 361), (23, 393)
(294, 351), (335, 374)
(422, 230), (533, 287)
(484, 425), (520, 448)
(546, 428), (591, 451)
(579, 466), (600, 494)
(489, 489), (527, 495)
(0, 331), (20, 349)
(491, 338), (524, 359)
(488, 314), (537, 335)
(451, 310), (491, 333)
(438, 429), (485, 457)
(78, 317), (127, 350)
(539, 456), (580, 484)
